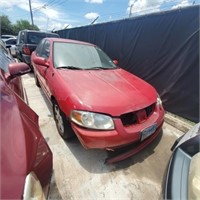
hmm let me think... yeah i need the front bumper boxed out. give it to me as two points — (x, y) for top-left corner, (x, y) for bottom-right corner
(71, 105), (165, 149)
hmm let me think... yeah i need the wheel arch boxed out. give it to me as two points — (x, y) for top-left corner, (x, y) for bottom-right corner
(50, 92), (79, 121)
(51, 95), (69, 118)
(51, 95), (75, 139)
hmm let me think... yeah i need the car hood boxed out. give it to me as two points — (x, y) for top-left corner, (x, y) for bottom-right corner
(58, 68), (157, 116)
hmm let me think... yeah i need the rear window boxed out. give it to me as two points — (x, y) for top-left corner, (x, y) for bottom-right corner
(5, 39), (16, 45)
(27, 32), (59, 44)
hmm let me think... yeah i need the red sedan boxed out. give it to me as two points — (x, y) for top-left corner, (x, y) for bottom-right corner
(31, 38), (165, 150)
(0, 47), (52, 199)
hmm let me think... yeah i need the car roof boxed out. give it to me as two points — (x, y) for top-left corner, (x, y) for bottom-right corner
(20, 30), (58, 35)
(5, 38), (16, 41)
(1, 35), (16, 38)
(47, 38), (95, 46)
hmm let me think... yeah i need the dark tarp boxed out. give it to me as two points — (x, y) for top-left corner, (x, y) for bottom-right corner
(56, 6), (200, 122)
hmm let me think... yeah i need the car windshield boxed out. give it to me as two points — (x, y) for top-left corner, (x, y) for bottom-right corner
(2, 36), (10, 40)
(53, 42), (117, 70)
(5, 39), (16, 45)
(27, 32), (59, 44)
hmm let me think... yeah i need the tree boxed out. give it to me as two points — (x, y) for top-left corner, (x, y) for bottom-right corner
(0, 15), (40, 35)
(13, 20), (39, 35)
(0, 15), (14, 35)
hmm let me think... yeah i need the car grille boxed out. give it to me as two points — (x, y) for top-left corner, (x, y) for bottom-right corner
(120, 103), (156, 126)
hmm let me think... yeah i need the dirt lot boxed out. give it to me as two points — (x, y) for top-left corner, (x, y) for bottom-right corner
(22, 73), (185, 200)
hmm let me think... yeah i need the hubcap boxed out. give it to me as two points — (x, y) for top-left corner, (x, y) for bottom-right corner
(54, 104), (64, 135)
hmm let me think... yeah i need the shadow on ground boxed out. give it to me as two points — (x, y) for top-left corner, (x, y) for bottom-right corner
(48, 172), (63, 199)
(63, 130), (163, 174)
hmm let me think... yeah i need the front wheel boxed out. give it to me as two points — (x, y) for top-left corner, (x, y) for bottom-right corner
(53, 100), (74, 140)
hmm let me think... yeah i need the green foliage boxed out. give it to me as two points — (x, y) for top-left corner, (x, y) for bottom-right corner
(0, 15), (14, 35)
(13, 20), (39, 34)
(0, 15), (39, 35)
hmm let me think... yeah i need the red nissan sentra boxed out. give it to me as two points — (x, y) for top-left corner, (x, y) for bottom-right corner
(0, 44), (52, 199)
(31, 38), (165, 150)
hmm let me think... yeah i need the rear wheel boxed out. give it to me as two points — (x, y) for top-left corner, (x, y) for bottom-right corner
(34, 71), (40, 87)
(52, 100), (74, 139)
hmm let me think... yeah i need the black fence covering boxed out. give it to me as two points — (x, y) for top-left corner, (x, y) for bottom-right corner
(57, 6), (199, 122)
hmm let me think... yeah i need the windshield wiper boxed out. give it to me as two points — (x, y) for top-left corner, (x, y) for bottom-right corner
(86, 66), (114, 70)
(57, 66), (82, 70)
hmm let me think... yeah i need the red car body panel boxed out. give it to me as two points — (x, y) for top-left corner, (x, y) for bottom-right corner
(31, 38), (165, 150)
(56, 68), (157, 116)
(9, 76), (25, 99)
(105, 121), (164, 164)
(71, 105), (164, 149)
(0, 66), (52, 199)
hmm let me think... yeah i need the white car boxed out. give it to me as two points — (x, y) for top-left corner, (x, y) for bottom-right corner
(5, 38), (17, 57)
(1, 35), (16, 41)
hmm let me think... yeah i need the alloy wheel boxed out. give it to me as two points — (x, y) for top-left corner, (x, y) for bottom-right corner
(54, 104), (64, 136)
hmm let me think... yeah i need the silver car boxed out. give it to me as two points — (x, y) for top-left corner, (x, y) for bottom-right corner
(164, 123), (200, 199)
(1, 35), (16, 41)
(5, 38), (17, 57)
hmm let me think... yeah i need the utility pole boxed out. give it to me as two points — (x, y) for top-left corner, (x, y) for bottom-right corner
(28, 0), (34, 26)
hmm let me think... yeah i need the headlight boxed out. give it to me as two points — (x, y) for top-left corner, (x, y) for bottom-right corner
(157, 94), (162, 106)
(70, 110), (114, 130)
(23, 172), (45, 200)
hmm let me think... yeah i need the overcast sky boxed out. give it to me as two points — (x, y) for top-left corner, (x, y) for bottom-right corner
(0, 0), (198, 31)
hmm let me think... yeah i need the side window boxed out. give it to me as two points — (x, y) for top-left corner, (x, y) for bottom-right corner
(11, 39), (16, 45)
(19, 32), (25, 44)
(41, 40), (50, 59)
(36, 39), (45, 57)
(6, 39), (16, 45)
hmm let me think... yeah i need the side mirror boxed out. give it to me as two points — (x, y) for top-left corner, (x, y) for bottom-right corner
(9, 62), (31, 78)
(33, 56), (49, 67)
(113, 60), (119, 66)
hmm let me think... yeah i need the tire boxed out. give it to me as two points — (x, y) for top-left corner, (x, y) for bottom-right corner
(52, 100), (74, 140)
(34, 71), (40, 87)
(29, 64), (34, 72)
